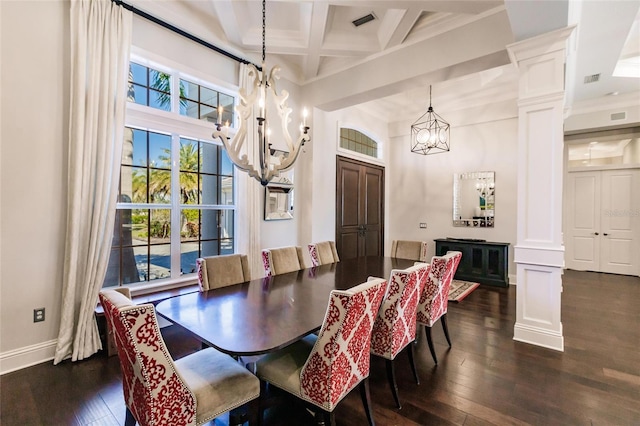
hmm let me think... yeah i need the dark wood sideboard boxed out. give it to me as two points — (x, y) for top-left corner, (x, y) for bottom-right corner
(434, 238), (509, 287)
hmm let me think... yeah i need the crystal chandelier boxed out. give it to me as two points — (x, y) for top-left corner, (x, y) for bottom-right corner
(410, 85), (450, 155)
(212, 0), (310, 186)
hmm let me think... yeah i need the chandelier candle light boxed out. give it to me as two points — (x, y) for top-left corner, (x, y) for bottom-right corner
(212, 0), (310, 186)
(410, 85), (450, 155)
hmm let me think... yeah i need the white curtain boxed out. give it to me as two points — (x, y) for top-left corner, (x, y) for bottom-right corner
(54, 0), (132, 364)
(236, 63), (263, 278)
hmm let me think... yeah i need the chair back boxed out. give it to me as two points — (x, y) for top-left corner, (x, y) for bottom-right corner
(390, 240), (428, 262)
(416, 251), (462, 327)
(262, 246), (306, 276)
(196, 254), (251, 291)
(308, 241), (340, 267)
(371, 263), (430, 360)
(300, 277), (388, 411)
(99, 289), (196, 426)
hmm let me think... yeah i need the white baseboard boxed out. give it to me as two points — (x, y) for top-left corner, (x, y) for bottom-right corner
(508, 273), (517, 285)
(513, 323), (564, 352)
(0, 339), (57, 375)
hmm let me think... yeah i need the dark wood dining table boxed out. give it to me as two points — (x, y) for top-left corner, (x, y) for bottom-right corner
(155, 256), (416, 356)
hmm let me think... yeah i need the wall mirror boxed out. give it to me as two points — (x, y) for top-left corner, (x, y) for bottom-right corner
(453, 171), (495, 227)
(264, 177), (294, 220)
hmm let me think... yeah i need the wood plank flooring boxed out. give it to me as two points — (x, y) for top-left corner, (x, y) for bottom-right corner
(1, 269), (638, 425)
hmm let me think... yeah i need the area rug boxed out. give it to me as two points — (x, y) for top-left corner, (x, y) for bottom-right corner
(449, 280), (480, 302)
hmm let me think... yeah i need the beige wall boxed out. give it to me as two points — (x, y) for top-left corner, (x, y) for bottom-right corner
(0, 0), (306, 372)
(1, 0), (70, 365)
(387, 101), (519, 278)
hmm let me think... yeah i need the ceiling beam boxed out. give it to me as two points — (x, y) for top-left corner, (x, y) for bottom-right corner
(303, 2), (330, 80)
(272, 0), (502, 15)
(379, 7), (423, 49)
(303, 9), (513, 111)
(210, 0), (245, 46)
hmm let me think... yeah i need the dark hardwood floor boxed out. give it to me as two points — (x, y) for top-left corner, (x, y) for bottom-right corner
(2, 269), (639, 425)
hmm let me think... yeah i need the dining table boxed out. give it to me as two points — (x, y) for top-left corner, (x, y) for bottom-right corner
(155, 256), (416, 356)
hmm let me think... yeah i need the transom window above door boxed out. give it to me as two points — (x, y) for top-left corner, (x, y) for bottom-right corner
(340, 128), (379, 159)
(566, 127), (640, 169)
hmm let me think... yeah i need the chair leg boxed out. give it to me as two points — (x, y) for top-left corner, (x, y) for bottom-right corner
(323, 411), (336, 426)
(359, 378), (376, 426)
(441, 313), (452, 347)
(125, 407), (136, 426)
(407, 342), (420, 385)
(246, 396), (260, 426)
(385, 359), (402, 409)
(425, 325), (438, 365)
(257, 380), (268, 426)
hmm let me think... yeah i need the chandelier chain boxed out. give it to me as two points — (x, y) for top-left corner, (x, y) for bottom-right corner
(262, 0), (266, 63)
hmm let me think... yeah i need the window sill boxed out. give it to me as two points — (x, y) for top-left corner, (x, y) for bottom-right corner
(95, 276), (199, 315)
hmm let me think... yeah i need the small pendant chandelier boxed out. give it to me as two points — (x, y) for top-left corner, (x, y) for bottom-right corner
(410, 85), (450, 155)
(212, 0), (310, 186)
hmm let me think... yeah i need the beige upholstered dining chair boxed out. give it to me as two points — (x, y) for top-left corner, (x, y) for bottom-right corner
(261, 246), (306, 276)
(390, 240), (428, 262)
(196, 254), (251, 291)
(416, 251), (462, 364)
(253, 277), (388, 426)
(370, 262), (430, 409)
(99, 288), (260, 426)
(307, 241), (340, 266)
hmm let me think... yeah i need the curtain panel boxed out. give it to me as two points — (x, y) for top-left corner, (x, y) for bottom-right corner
(54, 0), (132, 364)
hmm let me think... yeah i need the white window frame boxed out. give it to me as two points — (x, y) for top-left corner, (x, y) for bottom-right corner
(113, 52), (240, 294)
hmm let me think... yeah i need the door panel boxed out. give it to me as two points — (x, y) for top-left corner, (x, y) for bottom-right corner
(565, 169), (638, 275)
(566, 172), (600, 270)
(364, 168), (383, 256)
(600, 170), (638, 275)
(339, 233), (359, 260)
(365, 171), (382, 225)
(341, 167), (360, 227)
(364, 230), (380, 257)
(336, 156), (384, 260)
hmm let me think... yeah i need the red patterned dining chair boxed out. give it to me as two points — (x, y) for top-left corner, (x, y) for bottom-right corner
(253, 277), (388, 426)
(390, 240), (428, 262)
(99, 289), (260, 426)
(307, 241), (340, 267)
(416, 251), (463, 364)
(261, 246), (306, 276)
(370, 262), (430, 409)
(196, 254), (251, 291)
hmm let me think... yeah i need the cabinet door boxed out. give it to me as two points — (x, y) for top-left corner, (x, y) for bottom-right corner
(485, 246), (507, 283)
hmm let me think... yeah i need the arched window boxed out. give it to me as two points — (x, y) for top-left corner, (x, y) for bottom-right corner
(340, 128), (378, 158)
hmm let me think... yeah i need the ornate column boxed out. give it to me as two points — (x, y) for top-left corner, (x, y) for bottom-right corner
(507, 26), (575, 351)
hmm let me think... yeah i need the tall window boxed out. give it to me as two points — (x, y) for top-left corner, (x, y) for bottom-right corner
(104, 61), (236, 288)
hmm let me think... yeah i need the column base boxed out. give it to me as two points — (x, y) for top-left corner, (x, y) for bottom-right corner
(514, 322), (564, 351)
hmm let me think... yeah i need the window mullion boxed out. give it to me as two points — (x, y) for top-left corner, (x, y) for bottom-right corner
(171, 70), (180, 114)
(170, 133), (182, 278)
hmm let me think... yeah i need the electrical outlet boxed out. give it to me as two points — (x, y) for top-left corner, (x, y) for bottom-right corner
(419, 223), (427, 229)
(34, 308), (45, 323)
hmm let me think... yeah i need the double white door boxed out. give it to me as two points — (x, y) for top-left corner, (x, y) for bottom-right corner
(565, 169), (639, 275)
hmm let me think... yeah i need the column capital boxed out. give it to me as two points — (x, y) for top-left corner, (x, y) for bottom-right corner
(507, 25), (576, 66)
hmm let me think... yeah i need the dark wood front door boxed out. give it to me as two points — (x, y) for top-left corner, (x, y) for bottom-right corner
(336, 156), (384, 260)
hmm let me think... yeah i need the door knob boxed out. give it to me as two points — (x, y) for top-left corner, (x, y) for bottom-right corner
(594, 232), (599, 235)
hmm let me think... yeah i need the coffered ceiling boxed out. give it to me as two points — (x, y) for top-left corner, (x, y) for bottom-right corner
(130, 0), (640, 119)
